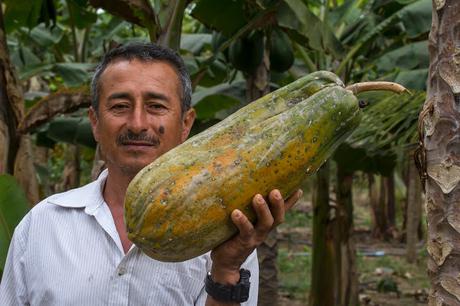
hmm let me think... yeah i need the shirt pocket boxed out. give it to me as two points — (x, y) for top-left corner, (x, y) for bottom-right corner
(148, 268), (204, 305)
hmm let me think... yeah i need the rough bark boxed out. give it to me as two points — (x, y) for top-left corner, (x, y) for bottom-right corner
(0, 3), (22, 174)
(406, 154), (422, 263)
(309, 162), (336, 306)
(336, 165), (358, 306)
(0, 1), (39, 204)
(421, 1), (460, 305)
(19, 89), (91, 133)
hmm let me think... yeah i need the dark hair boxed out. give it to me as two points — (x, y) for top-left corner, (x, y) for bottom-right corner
(90, 42), (192, 115)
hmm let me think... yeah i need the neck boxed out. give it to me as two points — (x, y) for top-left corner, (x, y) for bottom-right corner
(103, 165), (137, 209)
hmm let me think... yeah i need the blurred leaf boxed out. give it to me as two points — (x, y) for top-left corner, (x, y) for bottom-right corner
(35, 128), (57, 148)
(89, 0), (155, 28)
(277, 0), (344, 59)
(69, 0), (90, 8)
(47, 117), (96, 148)
(194, 95), (240, 120)
(3, 0), (44, 32)
(194, 59), (229, 87)
(393, 69), (428, 91)
(0, 175), (30, 274)
(29, 23), (64, 47)
(67, 1), (98, 29)
(54, 63), (94, 87)
(18, 63), (54, 80)
(180, 33), (212, 54)
(191, 0), (248, 37)
(13, 44), (42, 68)
(399, 0), (431, 38)
(192, 81), (246, 106)
(376, 41), (429, 72)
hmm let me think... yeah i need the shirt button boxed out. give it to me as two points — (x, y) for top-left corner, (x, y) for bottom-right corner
(117, 266), (127, 276)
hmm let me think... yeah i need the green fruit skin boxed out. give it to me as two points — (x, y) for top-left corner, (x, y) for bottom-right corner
(269, 29), (294, 73)
(124, 72), (361, 262)
(229, 31), (264, 73)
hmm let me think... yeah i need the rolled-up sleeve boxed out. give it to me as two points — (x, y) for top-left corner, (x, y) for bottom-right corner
(0, 214), (30, 306)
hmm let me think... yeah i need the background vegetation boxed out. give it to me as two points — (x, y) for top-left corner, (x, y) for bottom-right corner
(0, 0), (439, 305)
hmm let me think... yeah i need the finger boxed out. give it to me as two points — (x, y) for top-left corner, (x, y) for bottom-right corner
(252, 194), (274, 234)
(267, 189), (285, 226)
(231, 209), (254, 242)
(285, 189), (303, 211)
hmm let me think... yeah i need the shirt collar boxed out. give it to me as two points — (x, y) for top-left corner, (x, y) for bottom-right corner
(47, 169), (108, 215)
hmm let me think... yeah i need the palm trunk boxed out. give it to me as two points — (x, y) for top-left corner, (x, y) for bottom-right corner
(385, 173), (396, 230)
(309, 162), (337, 306)
(336, 164), (358, 306)
(369, 174), (387, 238)
(421, 1), (460, 304)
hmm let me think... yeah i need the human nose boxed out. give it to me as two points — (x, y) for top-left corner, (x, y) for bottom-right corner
(127, 106), (149, 133)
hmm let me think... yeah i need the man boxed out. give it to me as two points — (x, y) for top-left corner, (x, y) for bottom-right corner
(0, 43), (301, 305)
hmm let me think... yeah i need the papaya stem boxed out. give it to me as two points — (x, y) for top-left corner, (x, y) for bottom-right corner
(346, 82), (408, 95)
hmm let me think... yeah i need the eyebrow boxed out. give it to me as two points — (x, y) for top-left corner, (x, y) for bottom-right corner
(144, 91), (170, 103)
(107, 91), (170, 103)
(108, 92), (131, 101)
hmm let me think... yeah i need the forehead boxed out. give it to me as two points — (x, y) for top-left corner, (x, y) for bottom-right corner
(98, 59), (182, 98)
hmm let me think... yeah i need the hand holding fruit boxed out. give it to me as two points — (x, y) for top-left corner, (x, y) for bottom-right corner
(209, 189), (303, 285)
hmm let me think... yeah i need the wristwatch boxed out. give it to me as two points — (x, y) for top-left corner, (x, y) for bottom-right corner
(205, 269), (251, 303)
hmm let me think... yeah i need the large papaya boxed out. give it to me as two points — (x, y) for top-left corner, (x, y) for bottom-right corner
(124, 72), (406, 262)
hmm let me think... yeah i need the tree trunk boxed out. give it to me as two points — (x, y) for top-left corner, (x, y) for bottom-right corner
(0, 2), (21, 174)
(369, 174), (388, 238)
(385, 173), (396, 229)
(385, 173), (398, 239)
(406, 154), (422, 263)
(421, 1), (460, 305)
(309, 162), (337, 306)
(336, 164), (358, 306)
(0, 1), (39, 204)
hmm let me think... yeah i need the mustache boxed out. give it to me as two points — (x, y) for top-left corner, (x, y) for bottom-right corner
(116, 130), (160, 146)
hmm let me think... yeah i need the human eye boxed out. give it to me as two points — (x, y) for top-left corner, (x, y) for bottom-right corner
(147, 102), (167, 112)
(110, 102), (130, 113)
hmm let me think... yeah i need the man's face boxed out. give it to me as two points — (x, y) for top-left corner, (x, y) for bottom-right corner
(89, 59), (195, 177)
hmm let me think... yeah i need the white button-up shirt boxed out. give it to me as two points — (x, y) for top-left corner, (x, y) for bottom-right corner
(0, 170), (258, 305)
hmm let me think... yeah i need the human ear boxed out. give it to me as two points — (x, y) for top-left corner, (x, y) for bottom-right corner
(181, 108), (196, 142)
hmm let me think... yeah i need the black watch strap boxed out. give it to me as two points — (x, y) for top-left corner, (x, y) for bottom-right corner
(205, 269), (251, 303)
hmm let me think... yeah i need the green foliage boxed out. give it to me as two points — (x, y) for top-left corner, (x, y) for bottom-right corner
(278, 246), (311, 300)
(0, 175), (30, 276)
(191, 0), (248, 37)
(348, 91), (425, 155)
(277, 0), (345, 59)
(46, 117), (96, 148)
